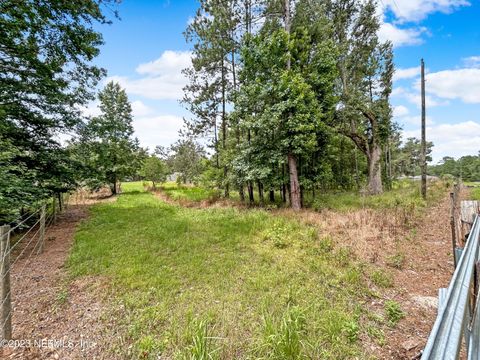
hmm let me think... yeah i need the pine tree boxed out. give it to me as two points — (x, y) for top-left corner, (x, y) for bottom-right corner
(74, 82), (141, 194)
(326, 0), (394, 194)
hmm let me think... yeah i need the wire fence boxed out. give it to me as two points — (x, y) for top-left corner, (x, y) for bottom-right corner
(0, 194), (66, 341)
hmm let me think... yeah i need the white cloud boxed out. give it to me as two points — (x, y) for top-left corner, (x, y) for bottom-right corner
(397, 115), (435, 126)
(80, 101), (101, 118)
(462, 56), (480, 68)
(107, 50), (192, 101)
(393, 66), (421, 81)
(393, 105), (409, 117)
(377, 0), (468, 48)
(378, 22), (425, 47)
(136, 50), (192, 76)
(131, 100), (153, 117)
(392, 86), (448, 108)
(133, 115), (184, 151)
(425, 68), (480, 103)
(403, 121), (480, 162)
(382, 0), (470, 23)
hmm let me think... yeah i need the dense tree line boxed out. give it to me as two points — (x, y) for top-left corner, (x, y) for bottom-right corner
(183, 0), (396, 209)
(429, 154), (480, 182)
(0, 0), (113, 221)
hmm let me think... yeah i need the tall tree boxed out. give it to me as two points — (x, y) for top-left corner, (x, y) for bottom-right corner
(0, 0), (111, 219)
(73, 82), (141, 194)
(233, 1), (337, 210)
(183, 0), (240, 197)
(326, 0), (394, 194)
(169, 137), (206, 184)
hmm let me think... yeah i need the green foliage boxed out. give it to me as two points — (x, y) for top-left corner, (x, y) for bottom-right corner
(472, 187), (480, 200)
(429, 153), (480, 181)
(394, 137), (434, 176)
(370, 270), (393, 288)
(169, 137), (206, 184)
(182, 319), (219, 360)
(259, 306), (307, 359)
(161, 182), (220, 203)
(384, 300), (405, 326)
(141, 156), (167, 188)
(0, 0), (110, 219)
(70, 82), (143, 194)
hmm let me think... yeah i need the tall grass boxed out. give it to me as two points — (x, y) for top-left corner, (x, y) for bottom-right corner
(68, 184), (369, 359)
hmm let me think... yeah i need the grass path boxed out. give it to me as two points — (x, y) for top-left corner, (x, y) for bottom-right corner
(68, 182), (371, 359)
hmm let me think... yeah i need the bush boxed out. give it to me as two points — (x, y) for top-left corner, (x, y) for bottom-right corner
(384, 300), (404, 326)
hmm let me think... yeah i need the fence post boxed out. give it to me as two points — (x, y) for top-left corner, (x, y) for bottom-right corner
(38, 204), (46, 255)
(52, 195), (57, 225)
(0, 225), (12, 340)
(450, 191), (457, 268)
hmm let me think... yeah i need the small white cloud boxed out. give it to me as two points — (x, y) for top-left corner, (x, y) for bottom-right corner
(79, 101), (101, 118)
(402, 120), (480, 162)
(133, 115), (184, 150)
(136, 50), (192, 76)
(107, 50), (192, 101)
(392, 86), (447, 108)
(426, 68), (480, 103)
(131, 100), (153, 117)
(462, 56), (480, 68)
(397, 115), (434, 126)
(378, 22), (425, 47)
(381, 0), (470, 23)
(393, 66), (421, 82)
(393, 105), (410, 117)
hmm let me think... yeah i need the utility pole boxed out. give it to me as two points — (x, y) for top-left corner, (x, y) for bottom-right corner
(421, 59), (427, 200)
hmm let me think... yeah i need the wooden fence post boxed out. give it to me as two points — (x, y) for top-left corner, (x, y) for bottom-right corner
(52, 195), (57, 225)
(450, 191), (457, 267)
(0, 225), (12, 340)
(38, 204), (46, 255)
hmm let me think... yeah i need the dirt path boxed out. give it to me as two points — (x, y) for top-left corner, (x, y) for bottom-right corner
(1, 205), (112, 360)
(377, 191), (460, 359)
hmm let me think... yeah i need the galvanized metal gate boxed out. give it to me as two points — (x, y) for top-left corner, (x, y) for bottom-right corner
(422, 202), (480, 359)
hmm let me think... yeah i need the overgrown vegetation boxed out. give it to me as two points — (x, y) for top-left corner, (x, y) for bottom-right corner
(68, 183), (372, 359)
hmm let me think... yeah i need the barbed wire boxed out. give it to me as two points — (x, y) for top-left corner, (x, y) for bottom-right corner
(8, 207), (42, 233)
(4, 218), (42, 261)
(0, 206), (60, 335)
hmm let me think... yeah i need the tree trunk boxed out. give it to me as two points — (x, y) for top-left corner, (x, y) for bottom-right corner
(221, 59), (229, 198)
(248, 181), (254, 204)
(239, 185), (245, 202)
(288, 153), (301, 210)
(111, 175), (117, 195)
(367, 144), (383, 195)
(257, 181), (264, 204)
(269, 189), (275, 202)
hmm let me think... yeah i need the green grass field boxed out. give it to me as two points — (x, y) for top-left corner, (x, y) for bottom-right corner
(68, 182), (376, 359)
(160, 182), (221, 202)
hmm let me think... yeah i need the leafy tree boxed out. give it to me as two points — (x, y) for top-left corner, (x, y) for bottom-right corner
(73, 82), (142, 194)
(326, 0), (394, 194)
(169, 137), (206, 184)
(141, 156), (167, 188)
(232, 0), (337, 209)
(429, 153), (480, 181)
(183, 0), (241, 197)
(0, 0), (111, 219)
(394, 137), (433, 176)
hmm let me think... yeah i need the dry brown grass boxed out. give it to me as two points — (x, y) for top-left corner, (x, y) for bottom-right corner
(279, 206), (416, 266)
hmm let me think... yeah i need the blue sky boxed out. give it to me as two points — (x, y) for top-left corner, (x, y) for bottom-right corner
(85, 0), (480, 163)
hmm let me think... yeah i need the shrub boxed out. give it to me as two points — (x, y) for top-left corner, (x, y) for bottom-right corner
(385, 300), (404, 326)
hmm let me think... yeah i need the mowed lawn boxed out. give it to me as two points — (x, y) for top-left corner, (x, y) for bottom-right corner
(68, 182), (371, 359)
